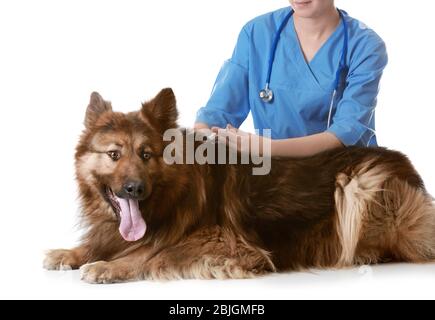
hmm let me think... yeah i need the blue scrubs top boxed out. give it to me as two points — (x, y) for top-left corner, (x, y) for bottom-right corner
(196, 7), (388, 146)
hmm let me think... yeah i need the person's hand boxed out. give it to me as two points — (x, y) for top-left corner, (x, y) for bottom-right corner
(211, 124), (269, 156)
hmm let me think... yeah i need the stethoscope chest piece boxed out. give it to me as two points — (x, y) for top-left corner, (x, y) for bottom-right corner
(259, 84), (274, 103)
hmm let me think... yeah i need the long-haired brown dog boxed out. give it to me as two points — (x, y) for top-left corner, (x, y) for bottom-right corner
(44, 89), (435, 284)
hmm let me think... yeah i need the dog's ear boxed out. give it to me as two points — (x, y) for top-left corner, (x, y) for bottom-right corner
(85, 92), (112, 128)
(141, 88), (178, 132)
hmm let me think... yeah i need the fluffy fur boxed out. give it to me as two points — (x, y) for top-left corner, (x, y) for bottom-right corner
(44, 89), (435, 283)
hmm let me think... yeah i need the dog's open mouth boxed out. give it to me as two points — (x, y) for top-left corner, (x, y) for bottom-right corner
(106, 187), (121, 218)
(105, 187), (147, 242)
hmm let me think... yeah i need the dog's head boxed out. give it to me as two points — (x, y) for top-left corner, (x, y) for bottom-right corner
(75, 88), (179, 242)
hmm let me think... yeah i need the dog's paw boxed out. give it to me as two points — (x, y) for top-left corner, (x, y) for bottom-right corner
(80, 262), (117, 284)
(43, 249), (80, 271)
(80, 261), (138, 284)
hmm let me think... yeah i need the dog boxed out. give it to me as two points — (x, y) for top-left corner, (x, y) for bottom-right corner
(44, 88), (435, 284)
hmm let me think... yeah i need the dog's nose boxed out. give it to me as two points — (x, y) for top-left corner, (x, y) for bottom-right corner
(123, 181), (145, 199)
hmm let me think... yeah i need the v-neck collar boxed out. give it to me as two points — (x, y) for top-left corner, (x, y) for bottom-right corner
(286, 15), (343, 92)
(294, 17), (343, 66)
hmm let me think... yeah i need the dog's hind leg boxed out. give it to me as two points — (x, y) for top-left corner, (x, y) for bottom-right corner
(378, 179), (435, 262)
(332, 158), (435, 266)
(80, 227), (275, 283)
(349, 178), (435, 265)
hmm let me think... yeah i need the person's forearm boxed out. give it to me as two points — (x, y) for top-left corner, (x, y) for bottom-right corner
(270, 132), (344, 158)
(194, 122), (210, 130)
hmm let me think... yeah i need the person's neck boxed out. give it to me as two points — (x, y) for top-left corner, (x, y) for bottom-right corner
(293, 7), (340, 40)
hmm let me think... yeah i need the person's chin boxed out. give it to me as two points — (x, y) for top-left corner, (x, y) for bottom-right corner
(292, 1), (318, 17)
(292, 0), (314, 11)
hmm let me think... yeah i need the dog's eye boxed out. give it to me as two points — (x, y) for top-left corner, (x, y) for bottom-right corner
(142, 152), (152, 161)
(107, 151), (121, 161)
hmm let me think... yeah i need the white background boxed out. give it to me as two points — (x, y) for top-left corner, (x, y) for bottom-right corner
(0, 0), (434, 300)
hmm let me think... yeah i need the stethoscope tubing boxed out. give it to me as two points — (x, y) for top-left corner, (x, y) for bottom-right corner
(261, 7), (349, 131)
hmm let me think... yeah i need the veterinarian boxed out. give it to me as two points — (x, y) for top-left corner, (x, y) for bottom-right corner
(195, 0), (387, 157)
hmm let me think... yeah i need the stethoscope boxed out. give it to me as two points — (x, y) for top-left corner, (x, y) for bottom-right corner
(259, 8), (349, 129)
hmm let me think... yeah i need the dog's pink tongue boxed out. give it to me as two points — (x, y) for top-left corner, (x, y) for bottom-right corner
(116, 196), (147, 242)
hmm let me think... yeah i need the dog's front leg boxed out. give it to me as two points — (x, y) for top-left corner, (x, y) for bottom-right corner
(79, 246), (152, 284)
(44, 247), (89, 270)
(80, 227), (275, 284)
(79, 228), (275, 283)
